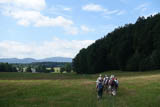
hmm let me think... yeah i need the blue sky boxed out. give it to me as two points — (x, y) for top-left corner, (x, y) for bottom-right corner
(0, 0), (159, 59)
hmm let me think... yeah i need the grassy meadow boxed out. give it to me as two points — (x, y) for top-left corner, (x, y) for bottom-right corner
(0, 71), (160, 107)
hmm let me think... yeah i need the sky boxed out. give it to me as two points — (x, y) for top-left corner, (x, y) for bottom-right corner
(0, 0), (159, 59)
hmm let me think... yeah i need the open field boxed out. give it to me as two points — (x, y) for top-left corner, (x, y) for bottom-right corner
(0, 71), (160, 107)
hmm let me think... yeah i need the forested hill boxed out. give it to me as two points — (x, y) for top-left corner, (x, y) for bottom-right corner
(73, 13), (160, 74)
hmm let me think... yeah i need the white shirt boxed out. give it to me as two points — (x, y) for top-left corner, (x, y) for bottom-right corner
(96, 77), (103, 85)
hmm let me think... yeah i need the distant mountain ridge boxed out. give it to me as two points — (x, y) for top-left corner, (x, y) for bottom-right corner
(0, 57), (72, 63)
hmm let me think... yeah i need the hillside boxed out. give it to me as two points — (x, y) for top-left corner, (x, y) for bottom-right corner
(0, 57), (72, 63)
(73, 13), (160, 74)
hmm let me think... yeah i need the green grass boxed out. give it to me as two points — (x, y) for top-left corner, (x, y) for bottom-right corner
(0, 71), (160, 107)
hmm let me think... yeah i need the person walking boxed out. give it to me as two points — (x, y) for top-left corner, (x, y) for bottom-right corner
(103, 75), (109, 93)
(96, 79), (103, 100)
(96, 74), (104, 100)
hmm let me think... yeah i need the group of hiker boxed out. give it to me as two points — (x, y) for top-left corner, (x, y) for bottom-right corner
(96, 74), (119, 100)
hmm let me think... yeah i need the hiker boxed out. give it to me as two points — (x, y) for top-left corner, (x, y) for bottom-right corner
(114, 78), (119, 90)
(108, 75), (118, 96)
(96, 78), (103, 100)
(103, 75), (109, 93)
(96, 74), (103, 83)
(108, 75), (113, 95)
(103, 75), (109, 85)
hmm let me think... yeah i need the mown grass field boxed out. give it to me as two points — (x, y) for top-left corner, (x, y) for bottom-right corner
(0, 71), (160, 107)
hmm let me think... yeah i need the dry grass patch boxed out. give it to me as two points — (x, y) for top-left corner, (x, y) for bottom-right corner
(119, 73), (160, 81)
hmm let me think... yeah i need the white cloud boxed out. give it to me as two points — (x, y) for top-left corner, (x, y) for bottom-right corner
(35, 15), (74, 27)
(81, 25), (94, 32)
(63, 7), (72, 11)
(0, 0), (10, 3)
(117, 10), (126, 15)
(82, 3), (125, 16)
(17, 19), (30, 26)
(0, 0), (46, 10)
(0, 38), (95, 59)
(46, 6), (72, 19)
(103, 9), (126, 16)
(3, 9), (74, 28)
(64, 26), (79, 35)
(48, 5), (72, 13)
(82, 4), (105, 12)
(0, 0), (78, 35)
(102, 9), (126, 18)
(135, 3), (149, 12)
(104, 10), (119, 15)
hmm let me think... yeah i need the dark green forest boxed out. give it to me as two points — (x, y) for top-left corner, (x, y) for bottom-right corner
(73, 13), (160, 74)
(0, 63), (17, 72)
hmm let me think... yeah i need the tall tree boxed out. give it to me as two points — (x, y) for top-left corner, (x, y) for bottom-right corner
(73, 13), (160, 74)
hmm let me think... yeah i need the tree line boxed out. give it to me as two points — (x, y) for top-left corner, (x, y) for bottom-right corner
(0, 62), (72, 73)
(0, 63), (17, 72)
(16, 62), (72, 73)
(73, 13), (160, 74)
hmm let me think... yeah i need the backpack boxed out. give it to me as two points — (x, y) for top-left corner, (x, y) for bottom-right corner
(109, 78), (115, 86)
(109, 79), (113, 85)
(98, 82), (103, 90)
